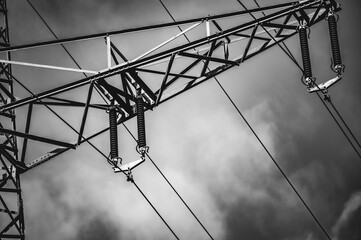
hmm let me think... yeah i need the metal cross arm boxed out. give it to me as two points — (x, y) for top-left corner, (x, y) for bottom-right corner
(0, 0), (333, 173)
(0, 0), (331, 114)
(0, 0), (341, 239)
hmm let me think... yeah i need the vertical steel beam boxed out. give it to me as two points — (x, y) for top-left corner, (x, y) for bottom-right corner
(0, 0), (25, 238)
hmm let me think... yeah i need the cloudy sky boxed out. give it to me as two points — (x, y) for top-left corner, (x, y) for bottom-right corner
(3, 0), (361, 239)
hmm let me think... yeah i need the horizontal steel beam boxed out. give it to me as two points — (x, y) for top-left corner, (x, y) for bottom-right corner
(0, 128), (76, 149)
(0, 0), (326, 113)
(0, 1), (299, 53)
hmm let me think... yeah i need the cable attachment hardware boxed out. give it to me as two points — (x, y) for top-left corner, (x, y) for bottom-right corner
(298, 23), (315, 89)
(327, 10), (344, 75)
(112, 156), (145, 181)
(125, 169), (134, 182)
(136, 90), (148, 157)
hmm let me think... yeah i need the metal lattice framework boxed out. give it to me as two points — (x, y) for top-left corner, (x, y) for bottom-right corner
(0, 0), (25, 239)
(0, 0), (341, 238)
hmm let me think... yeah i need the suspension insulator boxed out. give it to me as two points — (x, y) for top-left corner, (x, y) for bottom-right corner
(136, 93), (147, 152)
(328, 13), (343, 73)
(109, 106), (118, 159)
(299, 25), (313, 84)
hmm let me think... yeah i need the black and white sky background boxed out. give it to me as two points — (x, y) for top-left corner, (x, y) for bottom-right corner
(4, 0), (361, 239)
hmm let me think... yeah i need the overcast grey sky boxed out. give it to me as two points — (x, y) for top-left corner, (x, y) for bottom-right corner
(4, 0), (361, 239)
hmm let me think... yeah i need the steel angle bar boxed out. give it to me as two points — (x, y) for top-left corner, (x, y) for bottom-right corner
(20, 103), (32, 163)
(178, 52), (238, 65)
(134, 68), (197, 80)
(200, 40), (217, 76)
(132, 21), (202, 62)
(0, 128), (76, 149)
(77, 83), (94, 145)
(97, 79), (133, 114)
(0, 59), (98, 74)
(156, 54), (176, 106)
(242, 26), (258, 62)
(0, 1), (299, 53)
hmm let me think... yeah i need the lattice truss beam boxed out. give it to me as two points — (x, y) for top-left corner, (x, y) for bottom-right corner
(0, 1), (339, 237)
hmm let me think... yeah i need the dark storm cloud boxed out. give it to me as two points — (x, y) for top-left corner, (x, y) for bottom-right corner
(75, 216), (120, 240)
(28, 0), (164, 36)
(7, 0), (361, 239)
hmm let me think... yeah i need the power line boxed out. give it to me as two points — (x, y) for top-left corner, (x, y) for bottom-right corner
(233, 1), (332, 239)
(328, 101), (361, 150)
(122, 123), (215, 240)
(25, 0), (109, 104)
(132, 180), (180, 240)
(214, 76), (332, 240)
(315, 92), (361, 159)
(156, 0), (331, 239)
(20, 1), (359, 240)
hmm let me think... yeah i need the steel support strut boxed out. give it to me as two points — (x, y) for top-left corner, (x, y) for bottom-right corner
(0, 0), (25, 239)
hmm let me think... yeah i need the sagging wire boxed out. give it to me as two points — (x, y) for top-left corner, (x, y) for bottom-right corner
(122, 122), (213, 240)
(132, 180), (180, 240)
(235, 1), (332, 239)
(151, 1), (217, 239)
(106, 150), (180, 240)
(26, 0), (113, 105)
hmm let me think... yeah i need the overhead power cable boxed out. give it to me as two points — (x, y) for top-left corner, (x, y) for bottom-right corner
(150, 1), (217, 239)
(132, 181), (180, 240)
(235, 1), (332, 239)
(157, 1), (331, 238)
(215, 75), (332, 240)
(25, 0), (109, 103)
(328, 101), (361, 150)
(315, 92), (361, 159)
(20, 1), (359, 240)
(122, 123), (214, 240)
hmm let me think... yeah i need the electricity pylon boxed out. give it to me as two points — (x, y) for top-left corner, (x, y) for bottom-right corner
(0, 0), (342, 238)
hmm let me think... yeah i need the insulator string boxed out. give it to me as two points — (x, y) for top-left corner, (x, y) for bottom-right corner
(109, 106), (118, 159)
(299, 26), (313, 84)
(327, 13), (343, 73)
(136, 94), (147, 151)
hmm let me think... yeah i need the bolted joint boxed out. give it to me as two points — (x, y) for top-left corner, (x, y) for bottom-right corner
(303, 76), (316, 88)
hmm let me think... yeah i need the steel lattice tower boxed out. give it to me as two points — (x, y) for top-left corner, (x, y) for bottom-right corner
(0, 0), (343, 239)
(0, 0), (25, 239)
